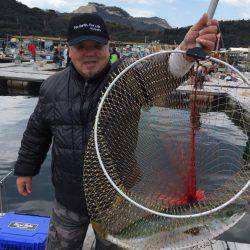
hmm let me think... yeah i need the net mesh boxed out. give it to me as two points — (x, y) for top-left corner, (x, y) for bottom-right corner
(83, 52), (250, 248)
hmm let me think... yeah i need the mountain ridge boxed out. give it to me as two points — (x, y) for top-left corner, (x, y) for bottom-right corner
(73, 2), (172, 31)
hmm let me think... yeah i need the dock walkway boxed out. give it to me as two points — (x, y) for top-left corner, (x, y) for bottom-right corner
(177, 76), (250, 112)
(0, 62), (57, 82)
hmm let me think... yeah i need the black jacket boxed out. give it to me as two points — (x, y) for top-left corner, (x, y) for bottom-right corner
(14, 55), (186, 216)
(14, 62), (117, 215)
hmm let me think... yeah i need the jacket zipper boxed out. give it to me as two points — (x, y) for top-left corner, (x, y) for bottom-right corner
(81, 81), (89, 150)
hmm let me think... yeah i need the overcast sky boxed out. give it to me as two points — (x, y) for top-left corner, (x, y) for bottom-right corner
(18, 0), (250, 27)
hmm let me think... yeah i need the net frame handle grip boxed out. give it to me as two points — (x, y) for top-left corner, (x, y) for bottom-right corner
(196, 0), (220, 48)
(187, 0), (219, 59)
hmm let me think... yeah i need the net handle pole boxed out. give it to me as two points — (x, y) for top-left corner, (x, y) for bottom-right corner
(196, 0), (219, 48)
(207, 0), (220, 19)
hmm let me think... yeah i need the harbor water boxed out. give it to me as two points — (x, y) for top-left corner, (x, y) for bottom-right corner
(0, 95), (54, 215)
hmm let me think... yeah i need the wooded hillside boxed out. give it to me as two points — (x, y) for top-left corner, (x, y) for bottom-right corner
(0, 0), (249, 48)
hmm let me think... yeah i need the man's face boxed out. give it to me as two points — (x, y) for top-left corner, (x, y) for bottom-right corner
(69, 40), (110, 79)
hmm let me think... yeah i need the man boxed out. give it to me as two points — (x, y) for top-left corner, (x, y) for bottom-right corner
(110, 46), (120, 63)
(28, 42), (36, 61)
(53, 47), (63, 68)
(14, 13), (217, 249)
(2, 40), (6, 53)
(63, 44), (69, 66)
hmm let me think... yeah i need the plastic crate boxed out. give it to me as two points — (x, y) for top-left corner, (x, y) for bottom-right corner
(0, 212), (50, 250)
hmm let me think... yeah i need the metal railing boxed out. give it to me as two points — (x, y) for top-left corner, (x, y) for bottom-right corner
(0, 169), (13, 214)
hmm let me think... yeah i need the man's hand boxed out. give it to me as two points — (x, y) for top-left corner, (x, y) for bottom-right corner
(180, 13), (218, 61)
(16, 176), (32, 196)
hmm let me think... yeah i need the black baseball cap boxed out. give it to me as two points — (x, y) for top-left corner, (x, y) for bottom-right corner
(67, 13), (109, 46)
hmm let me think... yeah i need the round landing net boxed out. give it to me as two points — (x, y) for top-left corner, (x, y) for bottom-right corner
(83, 51), (250, 249)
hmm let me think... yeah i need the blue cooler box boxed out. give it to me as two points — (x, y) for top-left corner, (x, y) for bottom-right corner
(0, 212), (50, 250)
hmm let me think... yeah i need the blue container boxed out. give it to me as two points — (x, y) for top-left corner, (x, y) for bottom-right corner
(0, 212), (50, 250)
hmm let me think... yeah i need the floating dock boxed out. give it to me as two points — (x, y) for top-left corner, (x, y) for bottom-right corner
(0, 62), (56, 82)
(0, 62), (59, 95)
(177, 76), (250, 112)
(0, 62), (249, 118)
